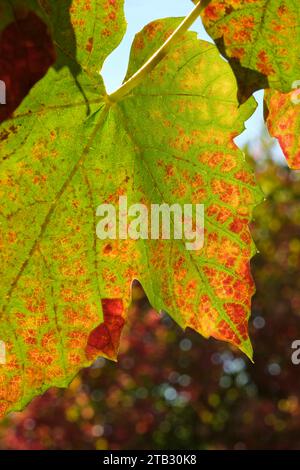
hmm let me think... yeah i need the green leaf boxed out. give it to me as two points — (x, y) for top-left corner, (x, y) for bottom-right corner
(198, 0), (300, 101)
(0, 6), (261, 416)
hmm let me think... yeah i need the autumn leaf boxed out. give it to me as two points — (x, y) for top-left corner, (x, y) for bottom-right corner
(0, 8), (56, 123)
(197, 0), (300, 102)
(0, 1), (261, 416)
(264, 88), (300, 170)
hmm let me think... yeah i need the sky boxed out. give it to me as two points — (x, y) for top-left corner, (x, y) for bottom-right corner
(101, 0), (284, 159)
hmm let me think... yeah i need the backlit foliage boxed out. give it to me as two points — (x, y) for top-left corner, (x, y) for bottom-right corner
(0, 0), (299, 417)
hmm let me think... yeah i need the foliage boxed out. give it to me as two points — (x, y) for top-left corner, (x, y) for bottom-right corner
(0, 0), (299, 417)
(199, 0), (300, 96)
(0, 144), (300, 449)
(198, 0), (300, 170)
(264, 89), (300, 169)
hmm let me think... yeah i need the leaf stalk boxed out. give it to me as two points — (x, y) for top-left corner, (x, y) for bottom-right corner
(108, 1), (203, 103)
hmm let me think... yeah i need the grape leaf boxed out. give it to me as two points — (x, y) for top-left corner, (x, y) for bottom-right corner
(0, 3), (261, 416)
(264, 88), (300, 169)
(197, 0), (300, 101)
(0, 8), (56, 123)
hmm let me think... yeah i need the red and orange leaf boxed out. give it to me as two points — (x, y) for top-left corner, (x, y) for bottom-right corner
(86, 299), (125, 361)
(197, 0), (300, 101)
(264, 88), (300, 170)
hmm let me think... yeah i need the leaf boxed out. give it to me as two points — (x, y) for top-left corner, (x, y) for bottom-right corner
(264, 88), (300, 169)
(0, 9), (56, 123)
(0, 6), (261, 416)
(198, 0), (300, 101)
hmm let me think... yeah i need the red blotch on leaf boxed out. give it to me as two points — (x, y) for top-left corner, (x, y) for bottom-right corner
(0, 11), (56, 124)
(85, 299), (125, 360)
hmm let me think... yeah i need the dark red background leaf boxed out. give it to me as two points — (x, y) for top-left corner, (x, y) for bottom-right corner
(0, 10), (55, 124)
(86, 299), (125, 361)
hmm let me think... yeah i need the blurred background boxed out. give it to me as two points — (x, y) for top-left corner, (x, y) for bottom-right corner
(1, 0), (300, 451)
